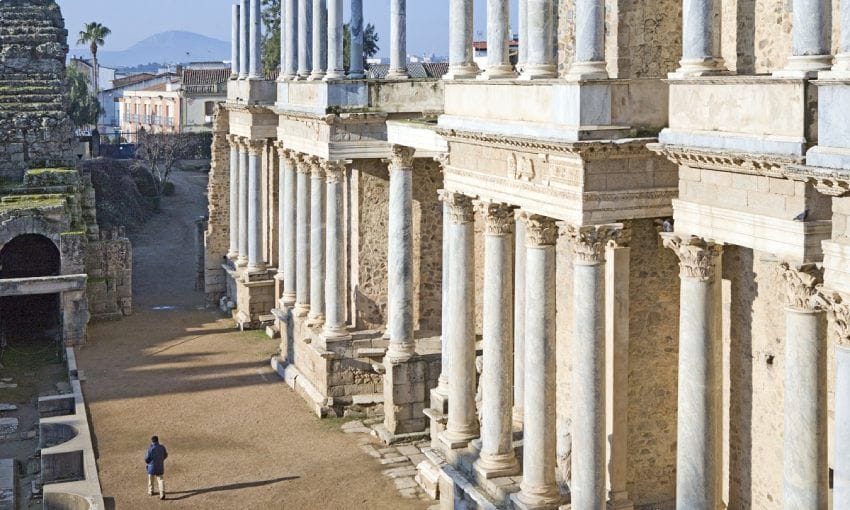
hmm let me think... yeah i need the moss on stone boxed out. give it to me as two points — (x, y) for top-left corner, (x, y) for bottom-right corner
(0, 193), (66, 212)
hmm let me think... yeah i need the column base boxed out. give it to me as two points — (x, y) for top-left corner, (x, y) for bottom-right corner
(324, 70), (346, 81)
(305, 314), (325, 328)
(773, 55), (833, 78)
(509, 486), (562, 510)
(226, 250), (238, 260)
(294, 73), (309, 81)
(280, 293), (296, 308)
(292, 304), (310, 318)
(308, 71), (327, 81)
(384, 343), (415, 363)
(236, 256), (248, 268)
(478, 65), (517, 80)
(819, 54), (850, 79)
(321, 326), (350, 340)
(348, 71), (366, 79)
(246, 263), (267, 274)
(280, 73), (297, 81)
(518, 64), (557, 81)
(668, 57), (728, 79)
(474, 452), (520, 479)
(566, 60), (609, 80)
(439, 428), (478, 450)
(386, 69), (410, 80)
(430, 384), (449, 414)
(607, 495), (634, 510)
(444, 64), (481, 80)
(248, 73), (263, 80)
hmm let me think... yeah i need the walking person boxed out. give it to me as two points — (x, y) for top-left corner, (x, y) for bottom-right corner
(145, 435), (168, 500)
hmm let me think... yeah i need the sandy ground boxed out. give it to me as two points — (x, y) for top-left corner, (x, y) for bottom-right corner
(76, 171), (428, 509)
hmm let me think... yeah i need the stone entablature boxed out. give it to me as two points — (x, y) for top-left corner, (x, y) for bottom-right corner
(276, 79), (445, 116)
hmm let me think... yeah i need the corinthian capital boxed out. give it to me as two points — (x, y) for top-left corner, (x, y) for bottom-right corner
(561, 223), (624, 265)
(245, 138), (266, 155)
(520, 213), (558, 247)
(661, 234), (723, 282)
(296, 154), (313, 174)
(778, 262), (824, 312)
(387, 145), (416, 169)
(814, 290), (850, 346)
(324, 160), (348, 183)
(475, 201), (516, 236)
(439, 190), (475, 224)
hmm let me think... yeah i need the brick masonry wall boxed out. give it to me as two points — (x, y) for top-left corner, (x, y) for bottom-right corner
(203, 105), (230, 307)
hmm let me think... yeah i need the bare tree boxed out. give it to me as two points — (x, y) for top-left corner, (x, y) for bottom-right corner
(135, 131), (188, 196)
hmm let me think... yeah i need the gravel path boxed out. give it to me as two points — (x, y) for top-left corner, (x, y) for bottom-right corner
(76, 171), (428, 509)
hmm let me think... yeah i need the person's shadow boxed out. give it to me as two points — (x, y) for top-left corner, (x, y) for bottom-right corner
(166, 476), (300, 501)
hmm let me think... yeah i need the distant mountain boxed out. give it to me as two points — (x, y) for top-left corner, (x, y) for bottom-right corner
(70, 31), (230, 68)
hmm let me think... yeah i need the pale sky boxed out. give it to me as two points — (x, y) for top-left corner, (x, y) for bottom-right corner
(58, 0), (520, 58)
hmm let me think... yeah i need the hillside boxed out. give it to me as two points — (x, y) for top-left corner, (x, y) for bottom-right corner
(71, 30), (230, 67)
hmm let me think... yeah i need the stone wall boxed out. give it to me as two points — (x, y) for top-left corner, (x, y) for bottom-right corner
(85, 228), (132, 320)
(412, 158), (443, 335)
(203, 106), (230, 307)
(0, 0), (76, 180)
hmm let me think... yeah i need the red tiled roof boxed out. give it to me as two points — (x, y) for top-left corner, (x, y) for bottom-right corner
(182, 68), (231, 86)
(111, 73), (156, 88)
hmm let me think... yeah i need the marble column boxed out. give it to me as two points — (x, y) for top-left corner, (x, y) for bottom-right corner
(661, 234), (723, 510)
(440, 192), (478, 448)
(835, 315), (850, 510)
(249, 0), (263, 79)
(297, 0), (313, 78)
(445, 0), (479, 80)
(518, 0), (528, 72)
(280, 151), (298, 306)
(520, 0), (556, 80)
(832, 0), (850, 75)
(237, 139), (249, 267)
(293, 156), (312, 316)
(307, 158), (326, 325)
(349, 0), (366, 78)
(568, 0), (608, 79)
(778, 263), (827, 509)
(511, 214), (560, 510)
(323, 161), (348, 337)
(325, 0), (344, 80)
(387, 0), (409, 79)
(479, 0), (515, 79)
(231, 4), (241, 78)
(674, 0), (726, 76)
(246, 140), (266, 272)
(283, 0), (298, 79)
(474, 202), (519, 479)
(309, 0), (328, 80)
(227, 136), (240, 259)
(562, 224), (622, 510)
(513, 214), (526, 423)
(436, 194), (451, 398)
(386, 146), (416, 362)
(239, 0), (250, 79)
(778, 0), (831, 76)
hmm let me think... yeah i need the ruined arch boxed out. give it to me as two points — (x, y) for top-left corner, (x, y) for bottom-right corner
(0, 234), (61, 279)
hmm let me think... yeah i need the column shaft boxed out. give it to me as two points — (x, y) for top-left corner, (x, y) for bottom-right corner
(513, 217), (526, 423)
(388, 0), (409, 79)
(518, 0), (528, 70)
(281, 154), (298, 305)
(283, 0), (298, 79)
(675, 0), (725, 76)
(835, 345), (850, 509)
(227, 142), (239, 259)
(386, 147), (415, 362)
(294, 160), (311, 315)
(349, 0), (366, 78)
(246, 143), (265, 271)
(437, 198), (451, 396)
(326, 0), (345, 79)
(474, 203), (519, 479)
(310, 0), (328, 79)
(521, 0), (556, 80)
(308, 161), (326, 323)
(231, 4), (240, 78)
(791, 0), (830, 57)
(239, 0), (250, 78)
(481, 0), (515, 79)
(445, 0), (479, 79)
(277, 148), (286, 273)
(297, 0), (313, 78)
(249, 0), (262, 79)
(441, 193), (478, 448)
(568, 0), (608, 79)
(237, 144), (249, 266)
(835, 0), (850, 72)
(323, 163), (347, 335)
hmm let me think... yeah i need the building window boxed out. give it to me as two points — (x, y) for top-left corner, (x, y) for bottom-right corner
(205, 101), (215, 116)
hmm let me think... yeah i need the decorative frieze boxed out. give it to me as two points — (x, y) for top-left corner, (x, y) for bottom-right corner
(440, 191), (476, 224)
(561, 223), (624, 265)
(520, 213), (559, 247)
(648, 143), (803, 178)
(661, 234), (723, 282)
(507, 153), (536, 182)
(777, 262), (824, 312)
(475, 201), (517, 236)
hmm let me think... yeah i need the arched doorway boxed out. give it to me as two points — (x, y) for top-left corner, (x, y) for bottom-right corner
(0, 234), (62, 348)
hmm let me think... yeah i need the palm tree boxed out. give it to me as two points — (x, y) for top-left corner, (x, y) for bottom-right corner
(76, 22), (111, 93)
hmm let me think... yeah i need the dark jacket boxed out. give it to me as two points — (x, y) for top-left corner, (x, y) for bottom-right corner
(145, 442), (168, 476)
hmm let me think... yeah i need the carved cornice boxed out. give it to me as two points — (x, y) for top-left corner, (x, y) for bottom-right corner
(324, 160), (349, 183)
(778, 262), (824, 312)
(520, 213), (559, 247)
(648, 143), (803, 178)
(561, 223), (624, 265)
(439, 190), (475, 224)
(660, 233), (723, 282)
(475, 201), (516, 236)
(786, 165), (850, 198)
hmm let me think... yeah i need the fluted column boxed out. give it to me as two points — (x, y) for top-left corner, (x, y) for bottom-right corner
(387, 0), (409, 79)
(661, 234), (723, 510)
(237, 138), (249, 267)
(513, 213), (526, 423)
(231, 4), (241, 78)
(511, 214), (560, 510)
(239, 0), (250, 79)
(280, 150), (298, 306)
(562, 224), (623, 510)
(834, 299), (850, 510)
(307, 158), (326, 325)
(479, 0), (515, 79)
(673, 0), (726, 76)
(445, 0), (479, 80)
(246, 140), (266, 271)
(297, 0), (313, 78)
(323, 161), (348, 337)
(282, 0), (298, 79)
(474, 202), (519, 479)
(349, 0), (366, 78)
(435, 178), (451, 398)
(518, 0), (528, 72)
(227, 136), (240, 259)
(439, 192), (478, 448)
(309, 0), (327, 80)
(386, 146), (416, 362)
(778, 263), (827, 510)
(325, 0), (345, 80)
(567, 0), (608, 79)
(777, 0), (831, 76)
(293, 156), (312, 316)
(520, 0), (556, 80)
(248, 0), (263, 79)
